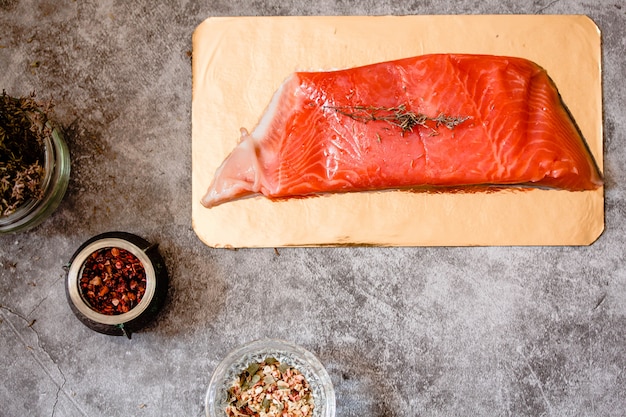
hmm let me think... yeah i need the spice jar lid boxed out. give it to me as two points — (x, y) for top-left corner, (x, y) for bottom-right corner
(65, 231), (168, 338)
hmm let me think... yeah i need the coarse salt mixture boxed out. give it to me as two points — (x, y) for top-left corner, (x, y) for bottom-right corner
(225, 357), (314, 417)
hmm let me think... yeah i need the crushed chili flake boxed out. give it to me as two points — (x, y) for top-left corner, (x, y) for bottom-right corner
(226, 357), (314, 417)
(79, 247), (147, 315)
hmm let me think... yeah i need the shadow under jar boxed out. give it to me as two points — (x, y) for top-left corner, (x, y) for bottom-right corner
(65, 232), (168, 338)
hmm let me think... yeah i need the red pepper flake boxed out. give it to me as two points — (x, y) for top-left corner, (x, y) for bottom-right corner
(79, 247), (147, 315)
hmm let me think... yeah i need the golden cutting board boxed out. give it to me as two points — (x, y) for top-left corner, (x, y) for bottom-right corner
(191, 15), (603, 248)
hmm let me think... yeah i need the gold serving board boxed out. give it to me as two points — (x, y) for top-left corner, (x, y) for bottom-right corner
(191, 15), (603, 248)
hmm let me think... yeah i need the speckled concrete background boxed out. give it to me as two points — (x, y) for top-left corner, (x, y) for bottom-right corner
(1, 1), (625, 416)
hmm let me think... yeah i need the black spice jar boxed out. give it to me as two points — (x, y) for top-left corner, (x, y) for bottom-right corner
(65, 232), (168, 338)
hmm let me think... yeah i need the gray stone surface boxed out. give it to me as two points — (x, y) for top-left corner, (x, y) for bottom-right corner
(1, 1), (625, 416)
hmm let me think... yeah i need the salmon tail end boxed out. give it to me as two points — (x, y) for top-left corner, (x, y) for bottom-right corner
(200, 129), (262, 209)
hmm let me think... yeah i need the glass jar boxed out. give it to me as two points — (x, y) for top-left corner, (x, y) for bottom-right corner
(0, 123), (70, 233)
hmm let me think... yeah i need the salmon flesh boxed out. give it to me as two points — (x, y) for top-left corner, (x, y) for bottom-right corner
(201, 54), (602, 208)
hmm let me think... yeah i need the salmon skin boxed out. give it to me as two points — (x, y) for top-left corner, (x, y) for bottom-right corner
(201, 54), (602, 208)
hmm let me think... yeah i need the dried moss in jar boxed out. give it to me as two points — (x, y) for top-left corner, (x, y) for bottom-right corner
(79, 247), (147, 315)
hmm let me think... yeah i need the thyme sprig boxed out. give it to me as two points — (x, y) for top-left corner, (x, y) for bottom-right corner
(325, 104), (470, 134)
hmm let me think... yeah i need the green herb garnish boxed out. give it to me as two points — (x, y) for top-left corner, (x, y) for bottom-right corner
(325, 104), (470, 135)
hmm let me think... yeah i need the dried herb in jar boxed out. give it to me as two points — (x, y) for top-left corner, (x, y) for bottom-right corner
(226, 357), (314, 417)
(0, 91), (53, 216)
(79, 247), (147, 315)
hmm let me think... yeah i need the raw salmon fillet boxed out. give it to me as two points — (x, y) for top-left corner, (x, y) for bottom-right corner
(201, 54), (602, 208)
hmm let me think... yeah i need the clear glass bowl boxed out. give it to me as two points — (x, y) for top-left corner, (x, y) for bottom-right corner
(206, 339), (335, 417)
(0, 124), (70, 233)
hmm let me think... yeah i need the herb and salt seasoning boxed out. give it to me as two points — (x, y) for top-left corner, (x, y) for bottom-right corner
(226, 357), (314, 417)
